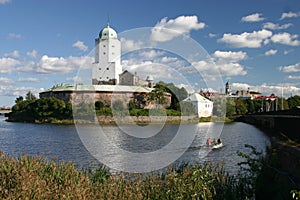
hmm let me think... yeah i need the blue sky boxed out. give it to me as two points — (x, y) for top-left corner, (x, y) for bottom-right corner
(1, 0), (300, 106)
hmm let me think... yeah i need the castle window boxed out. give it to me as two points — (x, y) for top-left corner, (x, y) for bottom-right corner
(112, 52), (115, 55)
(103, 45), (106, 47)
(99, 68), (101, 70)
(103, 52), (106, 55)
(112, 45), (115, 48)
(106, 77), (109, 79)
(107, 67), (109, 70)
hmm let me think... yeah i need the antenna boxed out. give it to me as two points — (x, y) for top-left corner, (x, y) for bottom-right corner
(107, 13), (110, 27)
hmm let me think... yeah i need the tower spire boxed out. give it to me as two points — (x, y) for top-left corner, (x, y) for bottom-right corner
(107, 13), (110, 27)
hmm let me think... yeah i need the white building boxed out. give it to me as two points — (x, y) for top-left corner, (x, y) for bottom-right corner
(92, 23), (122, 85)
(183, 93), (213, 117)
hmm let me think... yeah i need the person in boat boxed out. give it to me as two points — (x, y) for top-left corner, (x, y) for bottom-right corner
(216, 138), (222, 145)
(206, 137), (212, 146)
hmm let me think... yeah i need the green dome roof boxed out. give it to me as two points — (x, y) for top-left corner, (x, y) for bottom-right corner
(99, 24), (117, 40)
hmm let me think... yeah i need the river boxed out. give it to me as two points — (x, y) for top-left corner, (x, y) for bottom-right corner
(0, 115), (270, 173)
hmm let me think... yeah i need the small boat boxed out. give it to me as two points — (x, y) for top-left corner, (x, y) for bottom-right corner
(212, 142), (223, 149)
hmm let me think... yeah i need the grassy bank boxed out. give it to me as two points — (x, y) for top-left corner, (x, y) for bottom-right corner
(0, 151), (256, 200)
(1, 145), (299, 199)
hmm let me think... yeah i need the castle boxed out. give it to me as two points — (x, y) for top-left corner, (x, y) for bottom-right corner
(40, 24), (170, 107)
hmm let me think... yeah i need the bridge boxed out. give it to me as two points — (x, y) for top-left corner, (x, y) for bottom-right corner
(239, 107), (300, 141)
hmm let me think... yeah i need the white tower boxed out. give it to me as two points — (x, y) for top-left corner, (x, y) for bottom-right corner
(92, 23), (122, 85)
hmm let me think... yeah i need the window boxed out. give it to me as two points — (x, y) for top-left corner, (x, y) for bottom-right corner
(112, 52), (115, 55)
(103, 45), (106, 47)
(103, 52), (106, 55)
(99, 68), (101, 70)
(106, 77), (109, 79)
(106, 67), (109, 70)
(112, 45), (115, 48)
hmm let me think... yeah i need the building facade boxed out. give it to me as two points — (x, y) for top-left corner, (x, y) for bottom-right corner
(92, 24), (122, 85)
(183, 93), (213, 117)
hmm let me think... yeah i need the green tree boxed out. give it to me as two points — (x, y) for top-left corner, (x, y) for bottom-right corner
(25, 91), (37, 101)
(276, 97), (289, 110)
(235, 98), (247, 115)
(180, 101), (195, 116)
(287, 95), (300, 108)
(226, 98), (236, 117)
(211, 97), (226, 116)
(154, 81), (188, 110)
(15, 96), (23, 104)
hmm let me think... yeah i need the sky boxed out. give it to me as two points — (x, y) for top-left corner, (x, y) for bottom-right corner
(1, 0), (300, 107)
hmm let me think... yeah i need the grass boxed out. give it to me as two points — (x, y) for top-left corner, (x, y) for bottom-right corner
(0, 152), (255, 200)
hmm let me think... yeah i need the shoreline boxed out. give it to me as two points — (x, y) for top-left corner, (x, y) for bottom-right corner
(5, 115), (233, 125)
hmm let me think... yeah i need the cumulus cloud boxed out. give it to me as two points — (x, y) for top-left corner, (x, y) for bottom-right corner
(72, 40), (88, 51)
(34, 55), (93, 74)
(212, 50), (247, 62)
(280, 12), (300, 20)
(264, 49), (278, 56)
(271, 32), (300, 46)
(0, 77), (14, 84)
(17, 77), (40, 82)
(0, 0), (11, 4)
(26, 50), (38, 58)
(151, 15), (205, 42)
(241, 13), (265, 22)
(263, 22), (292, 30)
(7, 33), (22, 39)
(0, 57), (20, 74)
(120, 38), (144, 52)
(4, 50), (19, 58)
(191, 59), (247, 77)
(218, 29), (272, 48)
(279, 62), (300, 73)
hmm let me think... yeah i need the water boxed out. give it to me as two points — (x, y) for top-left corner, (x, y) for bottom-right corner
(0, 115), (270, 173)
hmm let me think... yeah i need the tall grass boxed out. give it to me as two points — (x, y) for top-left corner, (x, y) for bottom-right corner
(0, 151), (262, 199)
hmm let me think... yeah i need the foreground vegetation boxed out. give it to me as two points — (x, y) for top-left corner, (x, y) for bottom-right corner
(1, 144), (299, 199)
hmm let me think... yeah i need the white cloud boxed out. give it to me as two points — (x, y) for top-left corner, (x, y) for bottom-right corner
(120, 38), (144, 52)
(212, 50), (247, 62)
(151, 15), (205, 42)
(264, 49), (278, 56)
(0, 85), (42, 98)
(280, 12), (300, 20)
(66, 76), (84, 82)
(0, 0), (11, 4)
(241, 13), (265, 22)
(287, 75), (300, 80)
(4, 50), (19, 58)
(139, 50), (164, 60)
(218, 29), (272, 48)
(208, 33), (217, 38)
(279, 62), (300, 73)
(0, 57), (20, 73)
(191, 59), (247, 77)
(22, 55), (93, 74)
(0, 77), (14, 84)
(72, 40), (88, 51)
(271, 32), (300, 46)
(17, 78), (40, 82)
(26, 50), (38, 58)
(263, 22), (292, 30)
(7, 33), (22, 39)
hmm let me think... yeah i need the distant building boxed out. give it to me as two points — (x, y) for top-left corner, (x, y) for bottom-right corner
(225, 81), (231, 95)
(183, 93), (213, 117)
